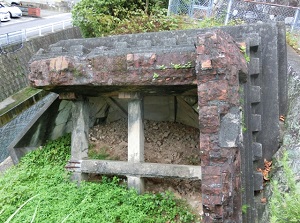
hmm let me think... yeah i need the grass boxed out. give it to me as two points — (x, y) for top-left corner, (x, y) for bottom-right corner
(286, 31), (300, 54)
(269, 151), (300, 223)
(0, 134), (197, 223)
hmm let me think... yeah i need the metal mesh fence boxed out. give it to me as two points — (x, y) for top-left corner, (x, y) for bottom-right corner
(168, 0), (214, 19)
(168, 0), (300, 30)
(217, 0), (300, 30)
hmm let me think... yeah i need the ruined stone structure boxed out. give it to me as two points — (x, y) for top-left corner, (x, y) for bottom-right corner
(9, 23), (287, 222)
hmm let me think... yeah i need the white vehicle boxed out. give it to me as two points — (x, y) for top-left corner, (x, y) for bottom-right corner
(0, 7), (10, 21)
(0, 2), (22, 18)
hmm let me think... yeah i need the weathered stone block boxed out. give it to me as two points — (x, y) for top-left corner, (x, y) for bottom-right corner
(253, 171), (263, 191)
(251, 114), (262, 132)
(249, 58), (260, 76)
(198, 80), (229, 106)
(252, 142), (263, 161)
(250, 86), (261, 104)
(199, 106), (220, 134)
(219, 107), (240, 148)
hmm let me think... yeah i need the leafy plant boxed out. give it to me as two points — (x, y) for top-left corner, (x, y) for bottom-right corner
(239, 45), (250, 63)
(269, 151), (300, 223)
(152, 72), (159, 80)
(242, 204), (249, 214)
(88, 145), (112, 160)
(0, 134), (196, 223)
(286, 31), (300, 54)
(72, 0), (230, 38)
(171, 61), (193, 69)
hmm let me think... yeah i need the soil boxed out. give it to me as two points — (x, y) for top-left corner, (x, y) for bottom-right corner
(88, 118), (203, 217)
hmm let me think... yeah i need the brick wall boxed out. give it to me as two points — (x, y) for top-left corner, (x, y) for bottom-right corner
(196, 30), (247, 222)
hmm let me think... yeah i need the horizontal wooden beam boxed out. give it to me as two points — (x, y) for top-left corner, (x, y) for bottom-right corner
(66, 160), (201, 180)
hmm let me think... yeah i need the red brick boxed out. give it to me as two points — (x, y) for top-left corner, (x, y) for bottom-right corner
(202, 175), (222, 185)
(201, 59), (212, 70)
(202, 194), (223, 205)
(199, 106), (220, 134)
(198, 80), (229, 106)
(202, 165), (221, 175)
(200, 134), (211, 152)
(196, 45), (205, 54)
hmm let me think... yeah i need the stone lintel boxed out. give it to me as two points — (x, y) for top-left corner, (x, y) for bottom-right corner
(70, 160), (202, 180)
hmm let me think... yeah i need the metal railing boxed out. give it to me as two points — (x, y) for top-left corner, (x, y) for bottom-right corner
(0, 19), (73, 47)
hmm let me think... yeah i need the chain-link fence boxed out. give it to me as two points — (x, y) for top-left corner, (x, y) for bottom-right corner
(217, 0), (300, 30)
(168, 0), (214, 19)
(168, 0), (300, 30)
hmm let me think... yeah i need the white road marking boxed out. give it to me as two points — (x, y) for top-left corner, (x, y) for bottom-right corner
(0, 17), (36, 26)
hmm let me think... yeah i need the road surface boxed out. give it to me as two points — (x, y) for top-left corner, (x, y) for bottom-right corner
(0, 11), (72, 35)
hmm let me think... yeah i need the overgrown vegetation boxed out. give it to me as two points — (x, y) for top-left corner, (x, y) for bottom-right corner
(286, 31), (300, 54)
(71, 0), (225, 38)
(269, 151), (300, 223)
(0, 134), (197, 223)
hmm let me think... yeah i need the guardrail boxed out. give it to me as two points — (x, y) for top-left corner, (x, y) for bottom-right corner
(0, 19), (73, 47)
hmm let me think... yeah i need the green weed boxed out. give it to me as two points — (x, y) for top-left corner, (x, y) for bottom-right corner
(0, 134), (196, 223)
(239, 45), (250, 63)
(171, 61), (193, 69)
(152, 72), (159, 80)
(286, 31), (300, 53)
(269, 151), (300, 223)
(242, 204), (249, 214)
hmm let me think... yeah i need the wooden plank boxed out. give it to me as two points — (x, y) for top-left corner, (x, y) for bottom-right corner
(176, 96), (199, 128)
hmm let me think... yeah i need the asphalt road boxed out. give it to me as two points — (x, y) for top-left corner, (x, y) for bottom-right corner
(0, 11), (72, 35)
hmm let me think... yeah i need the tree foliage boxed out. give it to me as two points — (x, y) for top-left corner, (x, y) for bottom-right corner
(71, 0), (180, 37)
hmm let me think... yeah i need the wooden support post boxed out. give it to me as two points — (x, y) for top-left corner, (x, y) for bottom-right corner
(127, 93), (144, 194)
(71, 98), (89, 183)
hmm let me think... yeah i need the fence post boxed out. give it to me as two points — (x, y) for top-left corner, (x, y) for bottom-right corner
(207, 0), (214, 17)
(225, 0), (233, 25)
(291, 8), (299, 32)
(21, 29), (25, 42)
(167, 0), (173, 16)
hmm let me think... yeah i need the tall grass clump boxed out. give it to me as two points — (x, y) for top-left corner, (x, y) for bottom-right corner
(0, 134), (196, 223)
(269, 151), (300, 223)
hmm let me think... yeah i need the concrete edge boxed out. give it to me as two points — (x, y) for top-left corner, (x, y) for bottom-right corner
(9, 93), (58, 164)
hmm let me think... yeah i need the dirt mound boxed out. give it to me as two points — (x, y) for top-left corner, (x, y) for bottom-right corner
(89, 119), (202, 216)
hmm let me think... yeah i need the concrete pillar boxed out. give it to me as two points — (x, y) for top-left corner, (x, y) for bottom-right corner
(127, 93), (144, 194)
(71, 98), (89, 183)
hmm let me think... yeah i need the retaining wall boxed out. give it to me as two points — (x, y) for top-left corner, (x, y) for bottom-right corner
(0, 27), (82, 162)
(0, 27), (82, 102)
